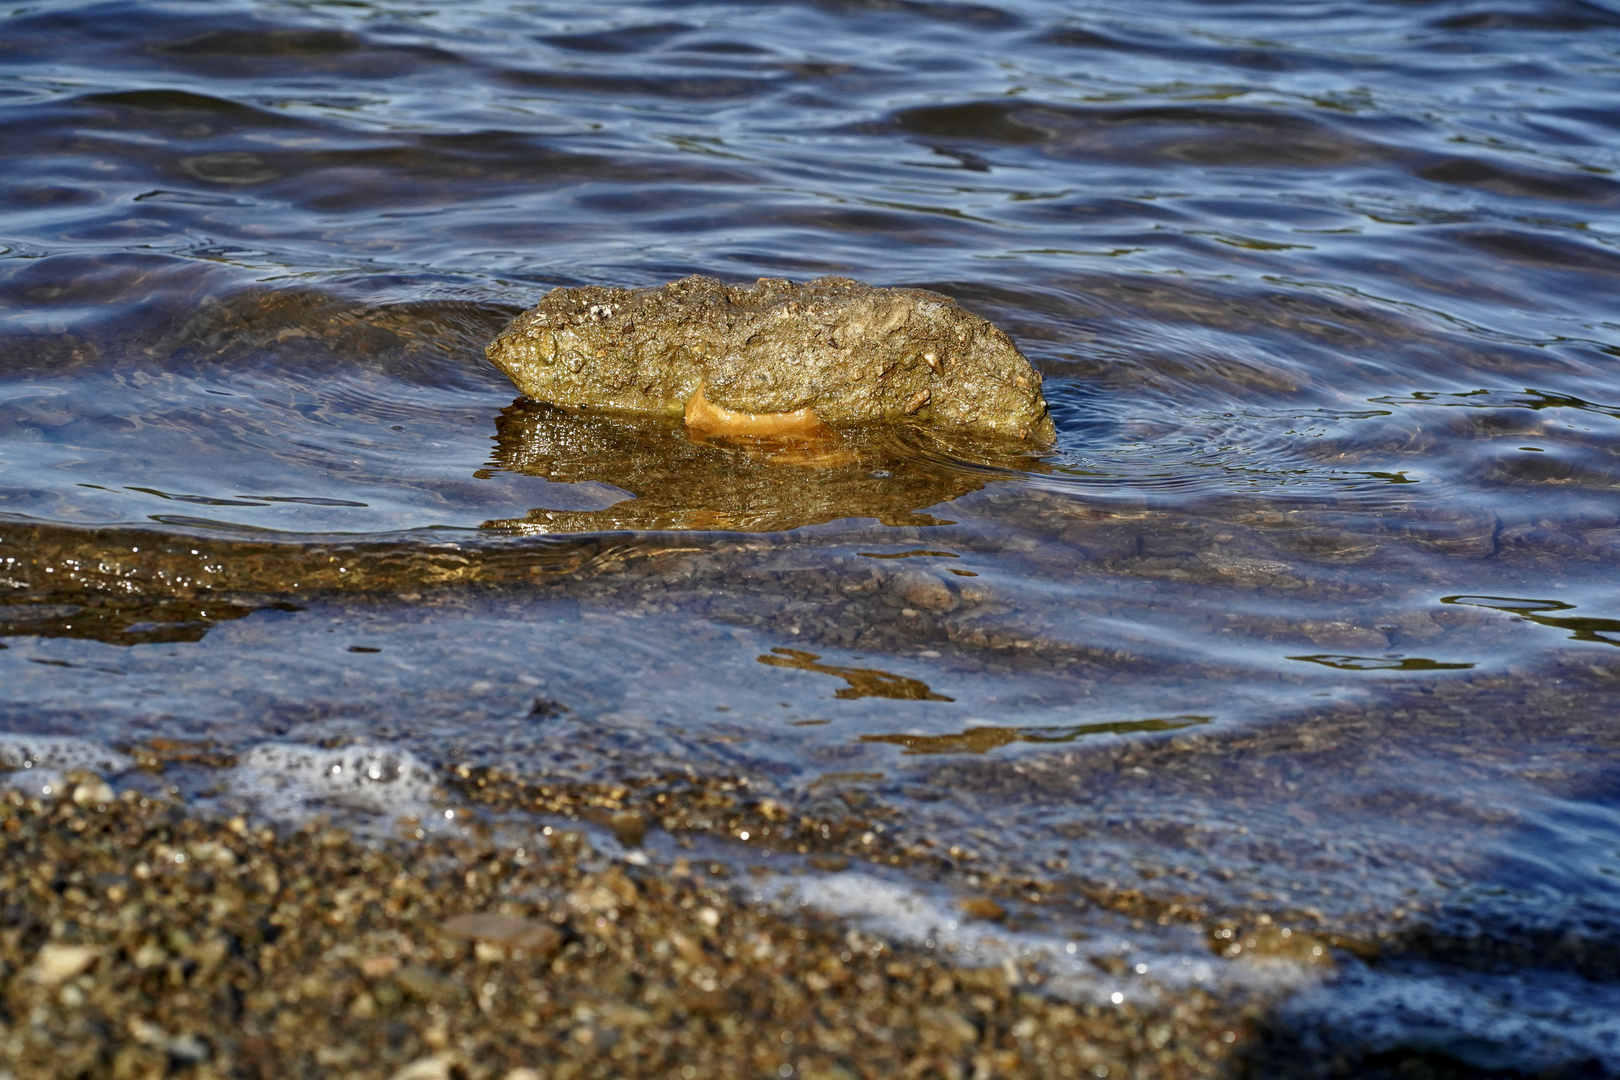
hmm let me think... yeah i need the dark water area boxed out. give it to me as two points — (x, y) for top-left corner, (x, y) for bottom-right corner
(4, 0), (1620, 1073)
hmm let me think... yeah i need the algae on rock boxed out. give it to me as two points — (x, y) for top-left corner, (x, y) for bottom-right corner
(486, 275), (1055, 443)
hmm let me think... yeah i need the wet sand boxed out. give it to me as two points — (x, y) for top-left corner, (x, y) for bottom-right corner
(1, 781), (1250, 1080)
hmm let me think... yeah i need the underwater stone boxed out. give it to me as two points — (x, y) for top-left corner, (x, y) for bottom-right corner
(486, 275), (1055, 442)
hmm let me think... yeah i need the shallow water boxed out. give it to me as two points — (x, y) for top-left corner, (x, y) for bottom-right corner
(3, 0), (1620, 1072)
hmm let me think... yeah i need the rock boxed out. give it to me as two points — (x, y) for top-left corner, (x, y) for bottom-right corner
(166, 1033), (210, 1065)
(1300, 621), (1389, 651)
(570, 870), (639, 913)
(440, 913), (563, 956)
(389, 1055), (456, 1080)
(609, 809), (648, 848)
(959, 897), (1007, 922)
(127, 1017), (168, 1046)
(70, 777), (115, 808)
(131, 941), (167, 969)
(486, 276), (1054, 442)
(30, 943), (97, 984)
(359, 954), (402, 979)
(393, 965), (464, 1003)
(916, 1006), (979, 1053)
(890, 569), (958, 613)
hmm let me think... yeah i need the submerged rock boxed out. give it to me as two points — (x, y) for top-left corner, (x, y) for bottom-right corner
(486, 275), (1055, 442)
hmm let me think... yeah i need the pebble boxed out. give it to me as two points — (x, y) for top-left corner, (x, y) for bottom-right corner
(440, 913), (563, 955)
(30, 944), (97, 985)
(891, 568), (958, 613)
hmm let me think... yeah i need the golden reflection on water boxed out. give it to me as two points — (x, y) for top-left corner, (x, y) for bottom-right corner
(481, 401), (1043, 534)
(1288, 654), (1473, 671)
(1443, 595), (1620, 648)
(856, 549), (960, 559)
(861, 715), (1212, 755)
(757, 647), (953, 702)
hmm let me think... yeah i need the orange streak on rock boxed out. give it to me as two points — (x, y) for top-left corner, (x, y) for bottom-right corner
(684, 383), (828, 437)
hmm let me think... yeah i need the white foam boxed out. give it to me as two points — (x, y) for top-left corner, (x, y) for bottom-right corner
(775, 870), (1319, 1003)
(0, 735), (131, 775)
(1, 767), (67, 799)
(232, 743), (439, 820)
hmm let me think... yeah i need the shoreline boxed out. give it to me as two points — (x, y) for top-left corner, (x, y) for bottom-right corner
(1, 778), (1254, 1080)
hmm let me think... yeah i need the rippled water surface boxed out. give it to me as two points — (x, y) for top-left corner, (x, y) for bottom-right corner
(5, 0), (1620, 1072)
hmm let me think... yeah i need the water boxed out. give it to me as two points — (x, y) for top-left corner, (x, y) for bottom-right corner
(4, 0), (1620, 1071)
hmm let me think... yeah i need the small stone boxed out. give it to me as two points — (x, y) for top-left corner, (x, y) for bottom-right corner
(167, 1034), (210, 1065)
(917, 1006), (979, 1052)
(394, 965), (464, 1004)
(959, 897), (1007, 922)
(440, 913), (563, 956)
(891, 569), (958, 613)
(132, 941), (168, 969)
(30, 944), (97, 984)
(610, 809), (648, 847)
(600, 867), (640, 906)
(187, 840), (237, 867)
(360, 954), (402, 979)
(389, 1055), (456, 1080)
(1090, 954), (1128, 976)
(127, 1017), (168, 1046)
(71, 778), (115, 807)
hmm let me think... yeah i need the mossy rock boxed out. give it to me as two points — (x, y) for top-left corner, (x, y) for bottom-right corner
(486, 275), (1054, 443)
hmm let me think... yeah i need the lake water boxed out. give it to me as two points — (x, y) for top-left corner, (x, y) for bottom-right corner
(4, 0), (1620, 1073)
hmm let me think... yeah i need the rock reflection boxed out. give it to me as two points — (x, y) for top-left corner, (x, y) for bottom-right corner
(1288, 654), (1473, 671)
(1444, 595), (1620, 648)
(861, 714), (1211, 754)
(481, 400), (1042, 534)
(0, 596), (294, 646)
(758, 647), (953, 702)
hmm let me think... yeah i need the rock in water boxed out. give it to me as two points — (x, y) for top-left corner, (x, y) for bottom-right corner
(486, 275), (1055, 442)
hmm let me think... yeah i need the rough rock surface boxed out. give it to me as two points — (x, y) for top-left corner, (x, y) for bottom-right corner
(486, 275), (1055, 442)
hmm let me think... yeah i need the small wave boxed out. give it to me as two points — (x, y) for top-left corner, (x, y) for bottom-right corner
(0, 734), (132, 800)
(0, 734), (132, 775)
(778, 869), (1319, 1001)
(231, 742), (440, 820)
